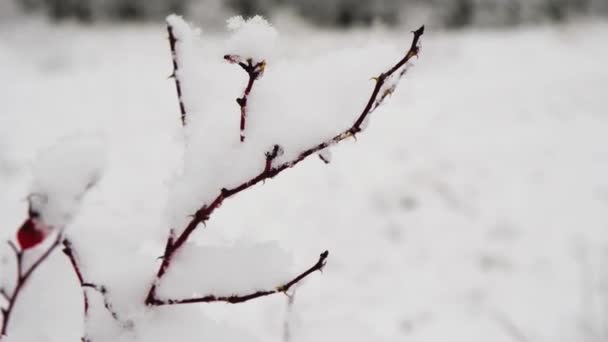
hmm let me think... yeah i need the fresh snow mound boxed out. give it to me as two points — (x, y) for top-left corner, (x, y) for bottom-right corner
(225, 15), (278, 62)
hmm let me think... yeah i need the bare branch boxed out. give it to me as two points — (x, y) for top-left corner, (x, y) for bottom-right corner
(167, 23), (187, 126)
(283, 290), (297, 342)
(62, 239), (90, 315)
(0, 289), (9, 303)
(6, 241), (19, 267)
(1, 233), (63, 336)
(148, 250), (327, 306)
(146, 26), (424, 306)
(81, 283), (126, 325)
(224, 56), (266, 142)
(62, 239), (124, 328)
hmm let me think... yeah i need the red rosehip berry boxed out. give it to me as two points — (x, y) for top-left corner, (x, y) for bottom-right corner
(16, 218), (48, 250)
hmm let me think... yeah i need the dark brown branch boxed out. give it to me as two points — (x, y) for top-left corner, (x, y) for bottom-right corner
(167, 23), (187, 126)
(282, 291), (296, 342)
(81, 283), (125, 325)
(148, 250), (327, 306)
(1, 233), (63, 336)
(265, 144), (284, 172)
(0, 289), (9, 303)
(62, 239), (122, 326)
(224, 55), (266, 142)
(146, 26), (424, 306)
(62, 239), (90, 315)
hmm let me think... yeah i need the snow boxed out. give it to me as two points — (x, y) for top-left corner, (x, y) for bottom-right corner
(225, 15), (279, 62)
(166, 16), (405, 235)
(29, 134), (106, 229)
(0, 16), (607, 342)
(158, 241), (292, 298)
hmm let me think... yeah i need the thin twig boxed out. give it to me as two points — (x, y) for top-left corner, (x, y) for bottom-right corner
(148, 251), (327, 306)
(146, 26), (424, 306)
(1, 233), (63, 336)
(0, 289), (9, 303)
(283, 290), (296, 342)
(81, 283), (125, 324)
(492, 311), (530, 342)
(224, 56), (266, 142)
(62, 239), (90, 315)
(167, 23), (187, 126)
(62, 239), (123, 326)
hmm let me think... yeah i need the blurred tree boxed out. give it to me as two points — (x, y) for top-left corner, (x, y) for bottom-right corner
(12, 0), (608, 26)
(15, 0), (188, 21)
(443, 0), (474, 28)
(45, 0), (91, 21)
(545, 0), (569, 21)
(227, 0), (277, 16)
(17, 0), (42, 12)
(283, 0), (401, 27)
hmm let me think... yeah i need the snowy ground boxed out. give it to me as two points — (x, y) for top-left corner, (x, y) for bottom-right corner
(1, 18), (608, 342)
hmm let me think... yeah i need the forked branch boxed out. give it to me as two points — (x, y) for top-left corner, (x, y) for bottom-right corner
(62, 239), (90, 315)
(81, 283), (127, 325)
(146, 25), (424, 306)
(224, 55), (266, 142)
(1, 232), (63, 336)
(63, 239), (122, 324)
(148, 250), (327, 306)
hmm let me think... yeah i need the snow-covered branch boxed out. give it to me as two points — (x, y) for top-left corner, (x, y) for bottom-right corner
(0, 135), (105, 338)
(148, 250), (327, 306)
(1, 14), (424, 341)
(145, 21), (424, 306)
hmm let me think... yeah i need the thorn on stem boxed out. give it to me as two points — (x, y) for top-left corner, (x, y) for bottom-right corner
(318, 154), (330, 165)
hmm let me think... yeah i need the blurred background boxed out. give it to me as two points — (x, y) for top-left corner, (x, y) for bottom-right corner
(1, 0), (608, 28)
(1, 1), (608, 342)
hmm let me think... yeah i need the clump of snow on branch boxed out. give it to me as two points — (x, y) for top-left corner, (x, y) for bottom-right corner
(158, 241), (292, 297)
(165, 15), (201, 69)
(29, 134), (106, 229)
(166, 15), (405, 231)
(225, 15), (278, 62)
(0, 13), (421, 342)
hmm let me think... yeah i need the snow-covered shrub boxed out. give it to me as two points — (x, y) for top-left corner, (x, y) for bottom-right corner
(0, 15), (423, 342)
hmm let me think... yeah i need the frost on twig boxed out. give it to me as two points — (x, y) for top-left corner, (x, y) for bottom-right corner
(146, 21), (423, 306)
(2, 13), (423, 342)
